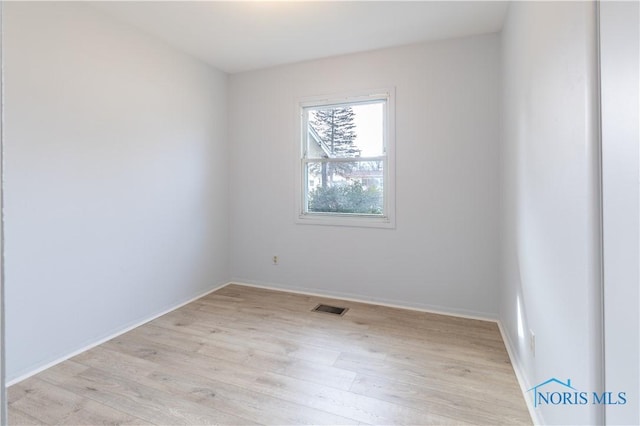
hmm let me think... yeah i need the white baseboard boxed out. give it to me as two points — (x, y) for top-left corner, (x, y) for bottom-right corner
(497, 320), (544, 425)
(6, 281), (230, 387)
(228, 279), (497, 322)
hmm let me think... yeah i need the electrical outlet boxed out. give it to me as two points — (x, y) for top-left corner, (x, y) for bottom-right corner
(272, 255), (278, 265)
(529, 329), (535, 357)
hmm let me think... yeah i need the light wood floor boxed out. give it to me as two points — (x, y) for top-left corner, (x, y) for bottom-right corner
(8, 284), (532, 425)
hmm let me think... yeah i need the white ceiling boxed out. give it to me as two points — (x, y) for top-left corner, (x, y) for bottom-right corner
(93, 1), (509, 74)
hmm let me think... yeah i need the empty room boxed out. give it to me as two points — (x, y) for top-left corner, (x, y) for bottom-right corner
(1, 1), (638, 425)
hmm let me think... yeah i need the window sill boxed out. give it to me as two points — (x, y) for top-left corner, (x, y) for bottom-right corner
(296, 213), (395, 229)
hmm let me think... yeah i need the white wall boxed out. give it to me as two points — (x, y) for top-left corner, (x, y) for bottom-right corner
(499, 2), (602, 424)
(0, 3), (5, 422)
(229, 35), (501, 318)
(4, 2), (229, 382)
(600, 2), (640, 424)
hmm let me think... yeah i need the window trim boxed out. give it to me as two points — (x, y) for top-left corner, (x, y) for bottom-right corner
(294, 88), (396, 229)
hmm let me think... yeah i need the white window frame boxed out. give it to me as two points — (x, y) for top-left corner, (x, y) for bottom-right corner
(295, 88), (396, 228)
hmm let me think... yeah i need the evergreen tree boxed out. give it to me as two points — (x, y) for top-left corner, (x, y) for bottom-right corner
(310, 107), (359, 188)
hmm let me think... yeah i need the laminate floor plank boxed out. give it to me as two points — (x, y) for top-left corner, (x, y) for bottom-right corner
(8, 284), (531, 425)
(39, 365), (256, 425)
(103, 333), (446, 425)
(8, 407), (44, 426)
(150, 317), (348, 368)
(350, 373), (531, 425)
(74, 346), (359, 425)
(334, 350), (523, 400)
(8, 377), (142, 426)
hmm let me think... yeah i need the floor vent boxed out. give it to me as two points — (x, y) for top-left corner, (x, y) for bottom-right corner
(312, 304), (348, 316)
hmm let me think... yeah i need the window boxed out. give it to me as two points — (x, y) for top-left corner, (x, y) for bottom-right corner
(296, 89), (395, 228)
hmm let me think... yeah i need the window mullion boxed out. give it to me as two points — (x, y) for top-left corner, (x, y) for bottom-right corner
(304, 156), (386, 163)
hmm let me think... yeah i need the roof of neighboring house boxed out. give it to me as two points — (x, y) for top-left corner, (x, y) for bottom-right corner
(308, 125), (332, 158)
(309, 125), (362, 159)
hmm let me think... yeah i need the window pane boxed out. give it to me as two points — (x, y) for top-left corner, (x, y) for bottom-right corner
(306, 102), (384, 159)
(306, 161), (384, 215)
